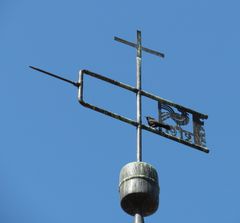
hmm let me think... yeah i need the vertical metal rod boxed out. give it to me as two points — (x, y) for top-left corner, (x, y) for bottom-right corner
(78, 70), (84, 101)
(158, 101), (162, 132)
(136, 30), (142, 162)
(134, 213), (144, 223)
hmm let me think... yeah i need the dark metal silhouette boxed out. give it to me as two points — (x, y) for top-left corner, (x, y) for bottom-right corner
(146, 116), (171, 130)
(29, 66), (79, 87)
(29, 30), (209, 223)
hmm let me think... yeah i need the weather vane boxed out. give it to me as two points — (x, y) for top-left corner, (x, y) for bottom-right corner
(30, 30), (209, 223)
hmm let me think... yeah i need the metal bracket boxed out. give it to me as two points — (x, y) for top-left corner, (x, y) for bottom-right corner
(77, 69), (209, 153)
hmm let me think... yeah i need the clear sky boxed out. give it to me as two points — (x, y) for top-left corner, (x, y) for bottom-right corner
(1, 0), (240, 222)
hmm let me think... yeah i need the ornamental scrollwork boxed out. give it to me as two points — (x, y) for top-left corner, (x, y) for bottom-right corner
(157, 102), (206, 147)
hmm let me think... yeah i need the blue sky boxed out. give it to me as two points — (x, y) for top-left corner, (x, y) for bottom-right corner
(1, 0), (240, 222)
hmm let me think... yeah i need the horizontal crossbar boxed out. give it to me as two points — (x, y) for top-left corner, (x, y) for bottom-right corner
(114, 36), (165, 58)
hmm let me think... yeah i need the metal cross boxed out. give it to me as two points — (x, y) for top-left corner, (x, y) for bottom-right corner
(30, 30), (209, 158)
(114, 31), (165, 161)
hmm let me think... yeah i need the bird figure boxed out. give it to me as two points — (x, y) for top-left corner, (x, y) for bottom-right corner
(160, 103), (189, 126)
(146, 116), (171, 130)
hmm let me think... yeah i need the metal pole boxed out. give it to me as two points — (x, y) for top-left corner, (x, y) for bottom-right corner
(134, 213), (144, 223)
(158, 102), (162, 132)
(136, 30), (142, 162)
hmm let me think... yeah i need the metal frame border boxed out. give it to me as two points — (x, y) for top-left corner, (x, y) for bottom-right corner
(78, 69), (209, 153)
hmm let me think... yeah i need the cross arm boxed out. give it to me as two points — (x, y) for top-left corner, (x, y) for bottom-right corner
(114, 36), (165, 58)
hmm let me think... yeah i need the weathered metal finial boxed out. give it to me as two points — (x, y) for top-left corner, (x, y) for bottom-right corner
(29, 30), (209, 223)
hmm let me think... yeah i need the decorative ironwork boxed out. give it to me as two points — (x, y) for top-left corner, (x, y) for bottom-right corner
(156, 102), (207, 148)
(159, 103), (189, 126)
(29, 30), (210, 223)
(29, 31), (209, 155)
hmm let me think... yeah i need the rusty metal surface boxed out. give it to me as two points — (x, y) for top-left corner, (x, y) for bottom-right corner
(78, 69), (209, 153)
(157, 102), (207, 151)
(29, 30), (210, 223)
(29, 31), (209, 154)
(78, 70), (138, 127)
(141, 90), (208, 119)
(29, 65), (209, 153)
(79, 70), (208, 119)
(141, 124), (208, 153)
